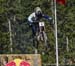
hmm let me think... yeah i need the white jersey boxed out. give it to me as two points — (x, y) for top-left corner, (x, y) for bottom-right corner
(28, 12), (37, 23)
(28, 12), (52, 25)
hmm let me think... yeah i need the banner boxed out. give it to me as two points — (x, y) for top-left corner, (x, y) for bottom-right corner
(56, 0), (66, 5)
(6, 58), (30, 66)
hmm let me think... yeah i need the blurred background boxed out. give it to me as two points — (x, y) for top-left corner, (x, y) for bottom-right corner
(0, 0), (75, 65)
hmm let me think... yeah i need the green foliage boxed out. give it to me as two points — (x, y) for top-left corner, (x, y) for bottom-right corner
(0, 0), (75, 64)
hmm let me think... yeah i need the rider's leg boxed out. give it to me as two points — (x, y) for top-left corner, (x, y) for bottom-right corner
(31, 25), (38, 48)
(31, 25), (36, 36)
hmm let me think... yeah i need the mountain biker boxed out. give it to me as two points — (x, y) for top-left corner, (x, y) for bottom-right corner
(28, 7), (53, 36)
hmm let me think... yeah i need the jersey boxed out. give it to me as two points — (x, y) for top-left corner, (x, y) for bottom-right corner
(28, 12), (52, 25)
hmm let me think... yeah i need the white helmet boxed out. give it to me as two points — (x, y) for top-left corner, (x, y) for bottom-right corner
(34, 7), (42, 16)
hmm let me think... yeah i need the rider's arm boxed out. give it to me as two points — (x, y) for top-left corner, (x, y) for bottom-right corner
(42, 14), (54, 28)
(28, 13), (34, 22)
(42, 14), (52, 21)
(28, 17), (33, 26)
(28, 13), (35, 26)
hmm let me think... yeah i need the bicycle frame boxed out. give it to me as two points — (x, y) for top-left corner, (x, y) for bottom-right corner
(33, 21), (47, 48)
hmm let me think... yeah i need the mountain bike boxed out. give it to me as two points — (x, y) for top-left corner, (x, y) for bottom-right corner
(33, 21), (48, 48)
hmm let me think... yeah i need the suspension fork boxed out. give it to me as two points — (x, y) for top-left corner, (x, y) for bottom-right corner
(39, 26), (45, 40)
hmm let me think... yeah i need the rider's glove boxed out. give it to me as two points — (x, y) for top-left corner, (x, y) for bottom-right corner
(49, 17), (52, 20)
(28, 21), (32, 27)
(48, 17), (53, 22)
(29, 23), (32, 27)
(49, 18), (55, 29)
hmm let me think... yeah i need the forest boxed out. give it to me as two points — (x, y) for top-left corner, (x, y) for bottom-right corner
(0, 0), (75, 65)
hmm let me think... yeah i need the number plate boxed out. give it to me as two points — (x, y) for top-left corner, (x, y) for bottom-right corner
(39, 22), (45, 26)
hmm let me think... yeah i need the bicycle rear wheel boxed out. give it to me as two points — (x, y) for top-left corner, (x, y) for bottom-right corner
(40, 31), (48, 47)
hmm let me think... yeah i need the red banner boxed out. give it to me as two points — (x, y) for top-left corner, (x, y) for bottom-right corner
(20, 61), (30, 66)
(6, 61), (30, 66)
(56, 0), (66, 5)
(6, 61), (16, 66)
